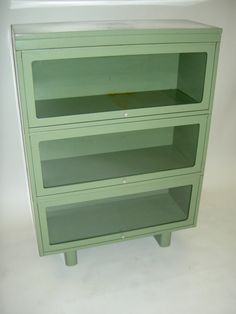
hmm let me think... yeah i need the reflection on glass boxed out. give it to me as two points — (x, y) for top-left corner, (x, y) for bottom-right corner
(46, 185), (192, 244)
(32, 52), (207, 118)
(39, 124), (199, 188)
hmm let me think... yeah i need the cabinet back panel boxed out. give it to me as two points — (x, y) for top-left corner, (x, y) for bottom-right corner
(39, 127), (174, 161)
(32, 54), (179, 101)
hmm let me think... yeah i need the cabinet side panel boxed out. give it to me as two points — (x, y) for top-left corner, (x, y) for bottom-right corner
(14, 50), (44, 255)
(200, 42), (221, 172)
(193, 42), (221, 224)
(177, 52), (207, 102)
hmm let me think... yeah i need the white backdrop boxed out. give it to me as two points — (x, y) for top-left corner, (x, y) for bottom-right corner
(0, 0), (236, 313)
(11, 0), (210, 9)
(1, 0), (235, 223)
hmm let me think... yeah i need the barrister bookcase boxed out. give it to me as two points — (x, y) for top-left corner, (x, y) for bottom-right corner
(12, 20), (222, 266)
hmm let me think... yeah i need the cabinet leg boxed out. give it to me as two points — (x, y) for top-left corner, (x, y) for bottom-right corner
(154, 232), (171, 247)
(64, 251), (77, 266)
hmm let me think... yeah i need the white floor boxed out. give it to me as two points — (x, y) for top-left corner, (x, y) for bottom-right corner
(0, 188), (236, 314)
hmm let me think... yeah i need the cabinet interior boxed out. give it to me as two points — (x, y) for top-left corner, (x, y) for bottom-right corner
(32, 52), (207, 118)
(39, 124), (199, 188)
(46, 185), (192, 244)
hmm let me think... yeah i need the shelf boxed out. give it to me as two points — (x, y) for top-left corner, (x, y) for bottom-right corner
(36, 89), (197, 118)
(46, 185), (192, 244)
(41, 145), (194, 188)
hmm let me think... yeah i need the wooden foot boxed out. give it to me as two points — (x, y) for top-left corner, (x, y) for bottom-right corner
(64, 251), (77, 266)
(154, 232), (171, 247)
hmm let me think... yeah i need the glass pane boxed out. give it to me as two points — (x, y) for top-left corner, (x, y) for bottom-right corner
(32, 52), (207, 118)
(39, 124), (199, 188)
(46, 185), (192, 244)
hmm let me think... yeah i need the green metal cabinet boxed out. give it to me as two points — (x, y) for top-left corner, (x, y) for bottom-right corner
(12, 20), (222, 266)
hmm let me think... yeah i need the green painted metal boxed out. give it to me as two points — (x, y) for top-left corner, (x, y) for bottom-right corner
(13, 51), (44, 255)
(154, 232), (171, 247)
(12, 20), (222, 50)
(11, 20), (222, 266)
(64, 251), (78, 266)
(27, 110), (208, 134)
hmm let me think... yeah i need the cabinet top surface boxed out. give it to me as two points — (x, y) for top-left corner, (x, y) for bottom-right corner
(12, 19), (221, 37)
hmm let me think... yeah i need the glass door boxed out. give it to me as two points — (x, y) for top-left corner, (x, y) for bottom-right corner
(37, 174), (201, 251)
(30, 115), (207, 196)
(22, 43), (215, 127)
